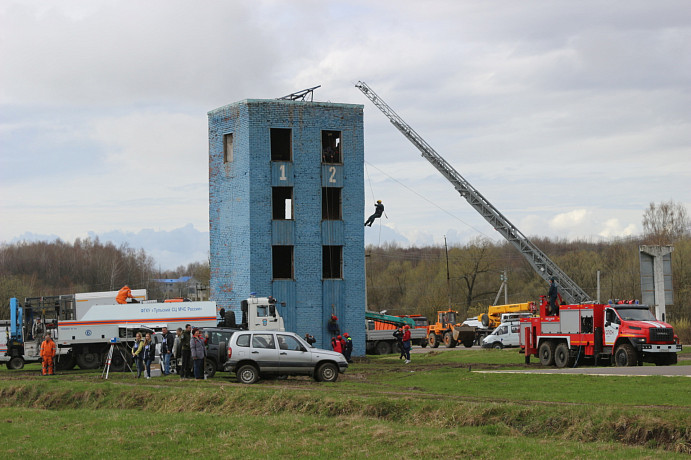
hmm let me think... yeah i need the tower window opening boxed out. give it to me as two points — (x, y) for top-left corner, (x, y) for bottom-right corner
(321, 130), (341, 163)
(223, 133), (233, 163)
(323, 245), (343, 279)
(271, 128), (292, 161)
(322, 188), (341, 220)
(272, 246), (294, 279)
(272, 187), (293, 220)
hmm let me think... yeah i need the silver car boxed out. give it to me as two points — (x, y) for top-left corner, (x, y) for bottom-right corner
(224, 331), (348, 384)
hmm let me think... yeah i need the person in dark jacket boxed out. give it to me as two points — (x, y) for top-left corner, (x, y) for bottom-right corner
(364, 200), (384, 227)
(393, 327), (404, 359)
(548, 277), (559, 316)
(402, 325), (411, 364)
(190, 328), (207, 380)
(160, 326), (174, 376)
(343, 333), (353, 363)
(143, 333), (156, 379)
(304, 333), (316, 346)
(180, 324), (192, 379)
(327, 315), (340, 336)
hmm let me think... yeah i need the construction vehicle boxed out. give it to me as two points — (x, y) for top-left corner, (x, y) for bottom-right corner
(427, 309), (476, 348)
(365, 311), (420, 355)
(520, 297), (681, 367)
(355, 81), (592, 305)
(478, 302), (536, 330)
(465, 302), (536, 344)
(3, 291), (284, 371)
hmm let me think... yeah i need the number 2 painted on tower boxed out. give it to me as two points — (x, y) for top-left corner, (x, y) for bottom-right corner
(329, 166), (336, 183)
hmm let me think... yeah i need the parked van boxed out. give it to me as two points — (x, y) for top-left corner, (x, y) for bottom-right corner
(481, 313), (532, 349)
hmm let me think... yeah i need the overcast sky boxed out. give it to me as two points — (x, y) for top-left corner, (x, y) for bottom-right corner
(1, 0), (689, 269)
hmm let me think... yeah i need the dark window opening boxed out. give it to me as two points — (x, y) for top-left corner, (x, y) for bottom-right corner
(272, 187), (293, 220)
(322, 188), (341, 220)
(272, 246), (294, 279)
(271, 128), (292, 161)
(323, 245), (342, 279)
(321, 130), (341, 163)
(223, 133), (233, 163)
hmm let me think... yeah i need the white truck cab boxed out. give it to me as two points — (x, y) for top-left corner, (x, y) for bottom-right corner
(242, 296), (285, 332)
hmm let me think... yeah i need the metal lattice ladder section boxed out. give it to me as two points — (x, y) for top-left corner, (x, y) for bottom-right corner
(356, 81), (591, 304)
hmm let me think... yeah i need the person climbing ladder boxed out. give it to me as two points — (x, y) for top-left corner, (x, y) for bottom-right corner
(364, 200), (384, 227)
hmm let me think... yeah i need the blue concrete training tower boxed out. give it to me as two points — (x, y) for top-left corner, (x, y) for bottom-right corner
(208, 98), (365, 353)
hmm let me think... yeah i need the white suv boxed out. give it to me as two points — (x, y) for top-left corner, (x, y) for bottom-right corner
(224, 331), (348, 384)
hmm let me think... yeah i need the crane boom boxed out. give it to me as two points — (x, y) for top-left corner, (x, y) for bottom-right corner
(355, 81), (592, 304)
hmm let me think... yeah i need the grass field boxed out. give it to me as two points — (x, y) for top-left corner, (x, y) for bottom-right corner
(0, 348), (689, 459)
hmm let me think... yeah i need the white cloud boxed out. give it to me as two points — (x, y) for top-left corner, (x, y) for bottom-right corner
(1, 0), (690, 268)
(599, 219), (637, 239)
(549, 209), (590, 231)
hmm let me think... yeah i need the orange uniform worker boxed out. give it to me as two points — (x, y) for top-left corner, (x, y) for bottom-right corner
(116, 285), (135, 304)
(40, 333), (56, 375)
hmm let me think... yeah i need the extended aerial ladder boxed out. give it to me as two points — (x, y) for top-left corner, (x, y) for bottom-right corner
(355, 81), (591, 304)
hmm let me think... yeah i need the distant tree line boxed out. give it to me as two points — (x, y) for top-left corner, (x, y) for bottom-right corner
(0, 237), (210, 318)
(2, 200), (688, 324)
(365, 236), (690, 322)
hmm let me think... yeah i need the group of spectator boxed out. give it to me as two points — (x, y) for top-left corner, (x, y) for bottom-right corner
(330, 333), (353, 363)
(130, 323), (208, 380)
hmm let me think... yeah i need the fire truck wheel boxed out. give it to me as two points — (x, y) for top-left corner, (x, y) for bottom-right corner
(7, 356), (24, 370)
(614, 343), (637, 367)
(538, 341), (555, 366)
(55, 353), (76, 371)
(443, 332), (456, 348)
(76, 352), (101, 370)
(554, 342), (571, 368)
(428, 333), (440, 348)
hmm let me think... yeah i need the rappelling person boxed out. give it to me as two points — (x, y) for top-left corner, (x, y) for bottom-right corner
(364, 200), (384, 227)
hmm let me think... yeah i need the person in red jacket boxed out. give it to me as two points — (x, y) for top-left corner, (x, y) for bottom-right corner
(331, 335), (343, 354)
(402, 325), (412, 363)
(40, 333), (56, 375)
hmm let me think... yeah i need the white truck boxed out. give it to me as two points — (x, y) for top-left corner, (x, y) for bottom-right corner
(480, 313), (532, 349)
(3, 292), (284, 371)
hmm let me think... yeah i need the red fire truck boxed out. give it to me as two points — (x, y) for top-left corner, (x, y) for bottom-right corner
(520, 297), (681, 368)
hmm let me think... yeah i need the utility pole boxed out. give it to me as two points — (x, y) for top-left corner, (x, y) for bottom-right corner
(444, 236), (452, 310)
(503, 269), (508, 304)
